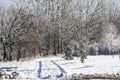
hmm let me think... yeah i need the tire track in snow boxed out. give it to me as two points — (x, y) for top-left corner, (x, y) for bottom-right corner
(38, 61), (54, 79)
(37, 61), (42, 78)
(51, 60), (67, 78)
(37, 60), (67, 79)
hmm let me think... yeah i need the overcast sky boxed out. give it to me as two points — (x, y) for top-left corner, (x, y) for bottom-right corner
(0, 0), (11, 4)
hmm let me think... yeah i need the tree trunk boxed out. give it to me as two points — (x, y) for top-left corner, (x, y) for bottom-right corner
(17, 46), (21, 61)
(53, 33), (56, 55)
(9, 44), (13, 61)
(3, 44), (8, 61)
(1, 38), (8, 61)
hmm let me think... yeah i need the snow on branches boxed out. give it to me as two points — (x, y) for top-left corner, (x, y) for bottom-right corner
(101, 23), (120, 52)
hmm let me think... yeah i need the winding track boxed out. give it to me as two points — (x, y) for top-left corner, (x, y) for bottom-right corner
(37, 60), (67, 79)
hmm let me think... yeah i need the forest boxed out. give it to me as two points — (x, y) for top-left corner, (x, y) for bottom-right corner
(0, 0), (120, 62)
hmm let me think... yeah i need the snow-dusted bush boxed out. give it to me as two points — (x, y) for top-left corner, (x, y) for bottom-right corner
(0, 67), (20, 79)
(64, 45), (73, 60)
(101, 23), (120, 55)
(68, 73), (120, 80)
(64, 40), (87, 63)
(87, 23), (120, 56)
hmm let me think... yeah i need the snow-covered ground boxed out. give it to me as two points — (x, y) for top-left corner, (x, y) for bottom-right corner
(0, 55), (120, 79)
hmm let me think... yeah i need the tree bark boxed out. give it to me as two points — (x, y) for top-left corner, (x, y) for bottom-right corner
(1, 38), (8, 61)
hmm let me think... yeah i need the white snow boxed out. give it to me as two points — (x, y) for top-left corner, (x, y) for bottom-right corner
(0, 55), (120, 79)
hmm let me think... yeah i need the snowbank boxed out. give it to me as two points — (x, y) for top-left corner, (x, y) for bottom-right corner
(0, 55), (120, 79)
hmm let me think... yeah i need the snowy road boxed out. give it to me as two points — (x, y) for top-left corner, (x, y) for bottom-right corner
(0, 55), (120, 79)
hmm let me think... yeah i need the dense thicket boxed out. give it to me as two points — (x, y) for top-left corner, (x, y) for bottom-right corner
(0, 0), (120, 62)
